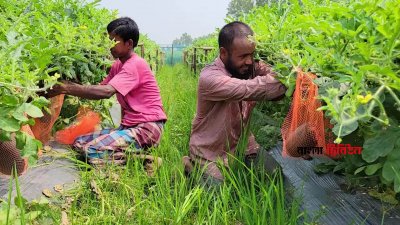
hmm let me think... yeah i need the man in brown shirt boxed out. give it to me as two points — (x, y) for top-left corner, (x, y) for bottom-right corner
(184, 21), (287, 183)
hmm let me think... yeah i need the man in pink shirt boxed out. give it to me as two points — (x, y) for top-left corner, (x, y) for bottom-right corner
(184, 21), (286, 184)
(45, 17), (167, 165)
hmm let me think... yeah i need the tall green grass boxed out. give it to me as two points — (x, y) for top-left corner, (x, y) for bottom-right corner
(1, 65), (305, 224)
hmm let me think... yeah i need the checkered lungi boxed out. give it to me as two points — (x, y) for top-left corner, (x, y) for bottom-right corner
(73, 121), (165, 165)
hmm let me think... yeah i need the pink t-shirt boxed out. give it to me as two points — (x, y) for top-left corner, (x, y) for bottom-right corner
(101, 53), (167, 126)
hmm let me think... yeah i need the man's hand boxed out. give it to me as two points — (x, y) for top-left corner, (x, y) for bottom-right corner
(41, 80), (72, 98)
(253, 60), (276, 78)
(253, 61), (287, 101)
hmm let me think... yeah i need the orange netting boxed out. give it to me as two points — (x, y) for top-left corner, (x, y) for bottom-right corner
(281, 69), (332, 157)
(1, 95), (65, 176)
(55, 107), (101, 145)
(31, 94), (65, 144)
(21, 124), (35, 137)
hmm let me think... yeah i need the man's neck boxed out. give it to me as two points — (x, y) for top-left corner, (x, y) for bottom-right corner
(119, 52), (133, 64)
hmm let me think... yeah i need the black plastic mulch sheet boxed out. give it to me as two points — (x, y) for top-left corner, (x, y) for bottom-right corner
(269, 143), (400, 225)
(0, 142), (78, 201)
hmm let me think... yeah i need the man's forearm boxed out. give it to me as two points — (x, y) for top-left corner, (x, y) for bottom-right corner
(63, 84), (116, 100)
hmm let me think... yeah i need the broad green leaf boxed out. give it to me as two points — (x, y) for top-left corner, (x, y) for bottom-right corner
(365, 163), (382, 176)
(22, 137), (41, 165)
(22, 103), (43, 118)
(359, 65), (400, 83)
(0, 95), (19, 106)
(382, 139), (400, 182)
(22, 136), (38, 156)
(0, 117), (20, 132)
(394, 169), (400, 193)
(0, 106), (12, 116)
(30, 96), (49, 109)
(354, 166), (366, 175)
(362, 128), (400, 162)
(332, 120), (358, 137)
(12, 106), (28, 122)
(333, 162), (347, 173)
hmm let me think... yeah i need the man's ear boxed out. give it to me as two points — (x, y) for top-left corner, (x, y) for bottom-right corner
(220, 47), (228, 63)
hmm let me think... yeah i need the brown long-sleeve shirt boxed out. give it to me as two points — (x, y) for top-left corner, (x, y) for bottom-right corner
(189, 56), (287, 179)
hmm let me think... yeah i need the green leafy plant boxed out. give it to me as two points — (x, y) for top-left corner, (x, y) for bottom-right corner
(0, 0), (117, 163)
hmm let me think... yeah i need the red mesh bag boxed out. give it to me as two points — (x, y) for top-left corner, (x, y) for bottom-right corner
(281, 69), (331, 157)
(55, 107), (101, 145)
(0, 125), (34, 176)
(31, 94), (65, 143)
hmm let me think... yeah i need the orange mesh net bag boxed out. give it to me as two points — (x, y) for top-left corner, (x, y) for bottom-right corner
(1, 93), (65, 176)
(0, 125), (34, 176)
(55, 107), (101, 145)
(31, 94), (65, 144)
(281, 69), (332, 157)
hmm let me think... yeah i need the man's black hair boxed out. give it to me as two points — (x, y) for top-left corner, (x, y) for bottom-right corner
(107, 17), (139, 48)
(218, 21), (254, 51)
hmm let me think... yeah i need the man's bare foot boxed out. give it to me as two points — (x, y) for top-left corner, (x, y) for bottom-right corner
(182, 156), (194, 175)
(132, 154), (162, 177)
